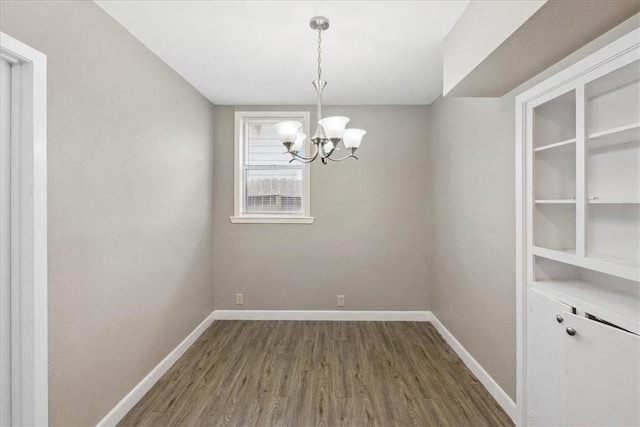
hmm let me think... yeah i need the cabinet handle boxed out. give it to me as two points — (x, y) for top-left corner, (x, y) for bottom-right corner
(556, 315), (564, 323)
(566, 327), (576, 336)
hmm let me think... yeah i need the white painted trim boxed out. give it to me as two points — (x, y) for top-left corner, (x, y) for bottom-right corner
(214, 310), (432, 321)
(229, 216), (314, 224)
(514, 87), (526, 427)
(0, 32), (47, 427)
(575, 84), (586, 259)
(233, 111), (312, 224)
(97, 311), (216, 427)
(429, 315), (517, 423)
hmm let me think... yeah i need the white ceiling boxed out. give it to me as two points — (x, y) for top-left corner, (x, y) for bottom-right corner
(95, 1), (470, 105)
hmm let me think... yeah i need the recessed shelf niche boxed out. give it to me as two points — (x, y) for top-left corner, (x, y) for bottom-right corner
(533, 90), (576, 149)
(586, 61), (640, 135)
(535, 148), (576, 200)
(587, 138), (639, 202)
(587, 204), (640, 267)
(534, 204), (576, 252)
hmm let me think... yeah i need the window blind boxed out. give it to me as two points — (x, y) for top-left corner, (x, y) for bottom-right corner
(243, 118), (305, 214)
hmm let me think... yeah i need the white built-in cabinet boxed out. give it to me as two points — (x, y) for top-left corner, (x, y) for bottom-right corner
(516, 28), (640, 426)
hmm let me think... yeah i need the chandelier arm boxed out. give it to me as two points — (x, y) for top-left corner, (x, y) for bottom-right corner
(289, 156), (316, 164)
(288, 152), (318, 163)
(325, 145), (358, 161)
(319, 141), (339, 159)
(325, 153), (359, 162)
(287, 143), (320, 162)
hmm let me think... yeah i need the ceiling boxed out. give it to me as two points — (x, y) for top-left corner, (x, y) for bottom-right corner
(94, 0), (470, 106)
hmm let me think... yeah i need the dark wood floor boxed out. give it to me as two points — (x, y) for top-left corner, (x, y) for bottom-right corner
(119, 321), (513, 426)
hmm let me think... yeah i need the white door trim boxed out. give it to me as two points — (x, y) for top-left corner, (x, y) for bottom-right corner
(0, 32), (48, 426)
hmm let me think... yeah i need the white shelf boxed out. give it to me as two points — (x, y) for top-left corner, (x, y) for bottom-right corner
(588, 199), (640, 204)
(534, 247), (576, 257)
(532, 280), (640, 335)
(587, 251), (639, 269)
(588, 122), (640, 149)
(533, 246), (639, 282)
(535, 138), (576, 153)
(535, 199), (576, 204)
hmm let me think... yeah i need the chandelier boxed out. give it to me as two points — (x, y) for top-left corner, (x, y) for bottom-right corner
(273, 16), (366, 165)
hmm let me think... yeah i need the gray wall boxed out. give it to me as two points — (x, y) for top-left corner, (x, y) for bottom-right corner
(0, 1), (216, 425)
(428, 96), (516, 397)
(427, 14), (640, 402)
(213, 105), (430, 311)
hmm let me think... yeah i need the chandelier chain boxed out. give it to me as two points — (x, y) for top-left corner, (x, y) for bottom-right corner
(317, 28), (322, 81)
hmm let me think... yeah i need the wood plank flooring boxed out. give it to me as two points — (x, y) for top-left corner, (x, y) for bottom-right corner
(119, 321), (513, 426)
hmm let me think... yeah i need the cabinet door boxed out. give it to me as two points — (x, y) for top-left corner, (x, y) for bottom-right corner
(527, 288), (571, 426)
(564, 313), (640, 426)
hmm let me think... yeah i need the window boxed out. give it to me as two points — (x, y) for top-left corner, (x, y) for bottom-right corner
(231, 111), (313, 223)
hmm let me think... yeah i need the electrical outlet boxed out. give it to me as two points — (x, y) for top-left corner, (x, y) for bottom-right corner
(235, 293), (244, 305)
(337, 294), (345, 307)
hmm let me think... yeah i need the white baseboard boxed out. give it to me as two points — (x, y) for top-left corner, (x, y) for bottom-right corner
(429, 314), (516, 423)
(214, 310), (432, 321)
(97, 309), (515, 426)
(96, 311), (216, 427)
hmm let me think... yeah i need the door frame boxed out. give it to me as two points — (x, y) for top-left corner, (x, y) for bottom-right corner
(0, 32), (48, 426)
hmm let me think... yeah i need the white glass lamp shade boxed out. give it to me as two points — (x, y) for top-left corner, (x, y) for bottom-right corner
(318, 116), (350, 139)
(273, 121), (302, 143)
(342, 129), (366, 149)
(291, 132), (306, 152)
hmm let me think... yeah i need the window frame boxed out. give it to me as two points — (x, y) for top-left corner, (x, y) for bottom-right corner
(230, 111), (314, 224)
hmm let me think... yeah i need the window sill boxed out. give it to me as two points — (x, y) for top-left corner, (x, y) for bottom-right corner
(229, 216), (315, 224)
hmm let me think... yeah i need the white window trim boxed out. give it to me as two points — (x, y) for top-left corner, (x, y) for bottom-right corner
(0, 32), (48, 426)
(230, 111), (314, 224)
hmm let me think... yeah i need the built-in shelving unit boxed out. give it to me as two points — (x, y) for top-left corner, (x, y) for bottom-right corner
(517, 28), (640, 427)
(529, 54), (640, 283)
